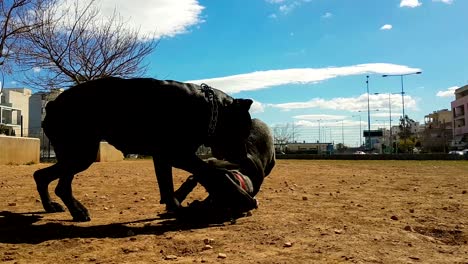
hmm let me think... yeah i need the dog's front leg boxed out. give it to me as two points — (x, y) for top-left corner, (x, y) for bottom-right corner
(152, 156), (180, 211)
(174, 175), (198, 205)
(172, 153), (230, 193)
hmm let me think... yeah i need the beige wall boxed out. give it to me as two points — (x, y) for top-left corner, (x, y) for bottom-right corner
(0, 135), (40, 164)
(96, 142), (124, 162)
(0, 138), (122, 164)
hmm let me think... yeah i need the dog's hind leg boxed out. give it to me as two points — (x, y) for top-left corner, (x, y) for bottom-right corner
(53, 142), (99, 222)
(54, 168), (90, 222)
(34, 164), (66, 213)
(35, 138), (99, 222)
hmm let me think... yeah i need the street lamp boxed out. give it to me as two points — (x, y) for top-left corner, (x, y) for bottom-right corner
(366, 75), (371, 149)
(352, 115), (362, 147)
(322, 126), (331, 143)
(317, 119), (322, 143)
(374, 92), (399, 153)
(341, 120), (344, 146)
(335, 120), (344, 145)
(359, 108), (379, 150)
(382, 71), (422, 152)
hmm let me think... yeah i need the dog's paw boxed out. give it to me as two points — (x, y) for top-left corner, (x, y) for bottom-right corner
(44, 202), (65, 213)
(70, 204), (91, 222)
(164, 197), (181, 213)
(71, 209), (91, 222)
(72, 214), (91, 222)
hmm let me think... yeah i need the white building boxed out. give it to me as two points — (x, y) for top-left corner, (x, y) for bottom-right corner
(29, 88), (64, 138)
(0, 88), (32, 136)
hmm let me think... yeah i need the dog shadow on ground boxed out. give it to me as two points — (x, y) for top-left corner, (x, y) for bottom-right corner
(0, 210), (249, 245)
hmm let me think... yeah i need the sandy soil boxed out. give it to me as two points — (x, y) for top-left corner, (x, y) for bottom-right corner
(1, 159), (467, 264)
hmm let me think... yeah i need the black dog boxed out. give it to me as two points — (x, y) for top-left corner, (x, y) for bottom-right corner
(174, 118), (276, 215)
(33, 77), (253, 222)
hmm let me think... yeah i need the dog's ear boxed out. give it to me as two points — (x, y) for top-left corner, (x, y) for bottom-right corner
(234, 98), (253, 111)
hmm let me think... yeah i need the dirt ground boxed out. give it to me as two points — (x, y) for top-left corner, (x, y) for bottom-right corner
(1, 159), (467, 264)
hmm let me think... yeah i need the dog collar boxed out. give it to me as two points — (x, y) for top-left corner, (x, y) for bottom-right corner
(201, 83), (218, 138)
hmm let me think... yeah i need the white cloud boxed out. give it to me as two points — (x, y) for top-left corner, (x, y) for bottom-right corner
(433, 0), (453, 4)
(186, 63), (422, 94)
(321, 12), (333, 19)
(269, 13), (278, 19)
(267, 0), (312, 15)
(293, 118), (363, 128)
(436, 86), (459, 97)
(293, 114), (345, 121)
(372, 112), (402, 118)
(400, 0), (422, 8)
(55, 0), (205, 39)
(33, 67), (41, 73)
(250, 100), (265, 114)
(279, 3), (299, 14)
(270, 93), (416, 113)
(380, 24), (393, 30)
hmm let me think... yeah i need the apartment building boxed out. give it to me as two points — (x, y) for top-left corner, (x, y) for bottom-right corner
(422, 109), (452, 152)
(451, 85), (468, 149)
(29, 88), (64, 138)
(0, 87), (32, 136)
(29, 89), (64, 157)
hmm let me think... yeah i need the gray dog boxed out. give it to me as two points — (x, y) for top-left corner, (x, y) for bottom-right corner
(33, 77), (253, 222)
(174, 118), (276, 215)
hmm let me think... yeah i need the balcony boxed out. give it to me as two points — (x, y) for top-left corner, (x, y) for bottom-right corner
(0, 105), (22, 127)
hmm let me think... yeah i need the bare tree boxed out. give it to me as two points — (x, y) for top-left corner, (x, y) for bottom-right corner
(0, 0), (48, 89)
(273, 123), (297, 153)
(16, 0), (158, 89)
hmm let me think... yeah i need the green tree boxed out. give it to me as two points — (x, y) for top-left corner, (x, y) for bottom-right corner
(397, 115), (416, 153)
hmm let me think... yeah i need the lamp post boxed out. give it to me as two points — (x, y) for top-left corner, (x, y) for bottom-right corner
(366, 75), (371, 149)
(317, 119), (321, 143)
(374, 92), (399, 153)
(382, 71), (422, 152)
(352, 115), (362, 147)
(336, 120), (344, 145)
(323, 126), (327, 142)
(359, 107), (379, 150)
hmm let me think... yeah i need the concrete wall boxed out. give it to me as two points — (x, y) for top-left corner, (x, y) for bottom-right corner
(0, 135), (40, 164)
(96, 142), (124, 162)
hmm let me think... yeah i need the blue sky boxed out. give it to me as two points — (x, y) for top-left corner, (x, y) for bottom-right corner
(6, 0), (468, 146)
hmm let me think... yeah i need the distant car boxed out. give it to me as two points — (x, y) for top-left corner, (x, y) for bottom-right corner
(354, 151), (366, 155)
(448, 150), (464, 155)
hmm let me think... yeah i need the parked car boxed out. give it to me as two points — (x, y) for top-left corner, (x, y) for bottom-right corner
(354, 151), (366, 155)
(448, 150), (464, 155)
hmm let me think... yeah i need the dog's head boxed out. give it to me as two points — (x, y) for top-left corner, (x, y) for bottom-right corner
(209, 98), (253, 162)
